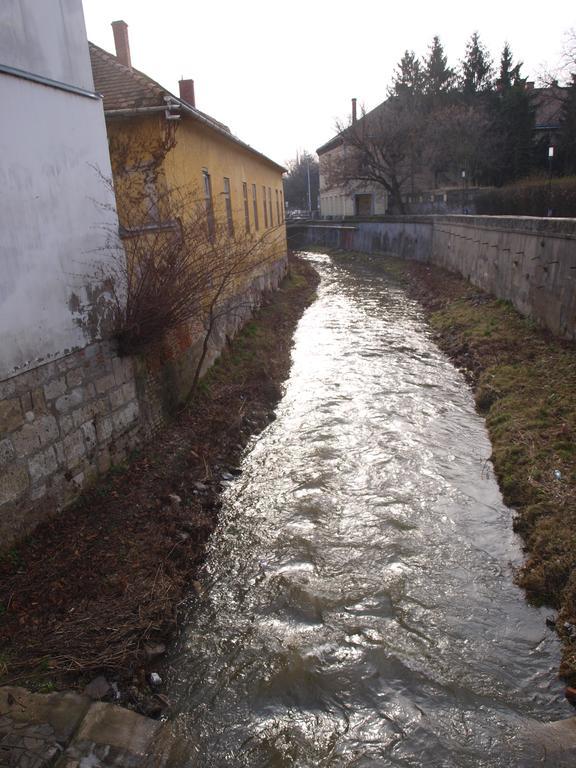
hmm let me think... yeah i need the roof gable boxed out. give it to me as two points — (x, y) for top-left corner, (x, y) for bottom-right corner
(89, 42), (285, 172)
(89, 42), (166, 111)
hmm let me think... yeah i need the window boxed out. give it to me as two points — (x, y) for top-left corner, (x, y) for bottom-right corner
(252, 184), (259, 230)
(223, 177), (234, 236)
(144, 169), (160, 222)
(262, 185), (268, 227)
(268, 187), (273, 226)
(275, 189), (280, 226)
(203, 170), (214, 238)
(242, 182), (250, 233)
(280, 190), (284, 222)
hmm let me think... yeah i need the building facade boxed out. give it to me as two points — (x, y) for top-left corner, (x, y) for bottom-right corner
(0, 8), (287, 546)
(89, 25), (286, 263)
(0, 0), (121, 380)
(0, 1), (144, 544)
(89, 22), (288, 417)
(317, 133), (389, 218)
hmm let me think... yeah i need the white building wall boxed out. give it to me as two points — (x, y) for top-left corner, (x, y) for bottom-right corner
(319, 185), (388, 218)
(0, 0), (94, 90)
(0, 0), (121, 379)
(319, 145), (389, 218)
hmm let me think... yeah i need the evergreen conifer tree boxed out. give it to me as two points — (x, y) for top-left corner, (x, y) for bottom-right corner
(496, 42), (522, 90)
(423, 36), (454, 98)
(490, 43), (535, 184)
(389, 50), (424, 98)
(461, 32), (494, 95)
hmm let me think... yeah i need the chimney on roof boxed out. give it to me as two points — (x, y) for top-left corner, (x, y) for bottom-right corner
(526, 81), (535, 90)
(352, 97), (357, 124)
(179, 79), (196, 108)
(111, 20), (131, 69)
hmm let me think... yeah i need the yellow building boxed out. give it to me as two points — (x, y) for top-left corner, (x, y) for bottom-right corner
(89, 22), (288, 418)
(89, 21), (286, 247)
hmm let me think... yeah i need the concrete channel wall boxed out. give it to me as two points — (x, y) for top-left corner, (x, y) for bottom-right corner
(294, 216), (576, 341)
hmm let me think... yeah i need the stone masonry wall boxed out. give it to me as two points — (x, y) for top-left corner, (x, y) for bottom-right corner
(0, 341), (140, 545)
(0, 255), (287, 548)
(298, 216), (576, 341)
(431, 216), (576, 341)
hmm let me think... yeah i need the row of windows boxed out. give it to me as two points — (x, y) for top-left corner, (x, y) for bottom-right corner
(202, 170), (284, 238)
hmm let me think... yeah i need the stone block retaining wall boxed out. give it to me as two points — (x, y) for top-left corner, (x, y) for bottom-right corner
(0, 341), (140, 545)
(297, 216), (576, 341)
(0, 255), (287, 547)
(432, 216), (576, 341)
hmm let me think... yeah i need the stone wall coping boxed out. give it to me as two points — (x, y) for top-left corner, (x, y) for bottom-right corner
(314, 215), (576, 238)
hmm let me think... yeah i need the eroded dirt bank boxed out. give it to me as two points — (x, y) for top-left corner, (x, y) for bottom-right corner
(377, 254), (576, 687)
(0, 254), (319, 714)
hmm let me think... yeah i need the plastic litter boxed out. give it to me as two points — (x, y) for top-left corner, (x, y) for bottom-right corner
(149, 672), (162, 687)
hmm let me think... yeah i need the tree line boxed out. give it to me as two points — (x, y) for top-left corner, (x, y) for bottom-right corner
(283, 151), (320, 213)
(291, 31), (576, 214)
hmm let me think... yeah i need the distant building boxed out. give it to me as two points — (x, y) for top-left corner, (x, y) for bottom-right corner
(529, 82), (565, 138)
(317, 98), (389, 217)
(317, 133), (390, 218)
(317, 85), (566, 218)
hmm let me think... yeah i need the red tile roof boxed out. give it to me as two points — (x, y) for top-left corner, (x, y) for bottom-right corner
(89, 42), (285, 172)
(89, 42), (166, 111)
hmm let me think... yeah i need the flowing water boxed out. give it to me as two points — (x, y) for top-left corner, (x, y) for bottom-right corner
(166, 253), (570, 767)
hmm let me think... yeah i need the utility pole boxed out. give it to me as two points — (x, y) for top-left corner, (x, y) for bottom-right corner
(547, 144), (554, 217)
(307, 159), (312, 216)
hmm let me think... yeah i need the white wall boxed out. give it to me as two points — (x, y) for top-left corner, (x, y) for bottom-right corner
(319, 187), (388, 217)
(0, 0), (94, 90)
(0, 1), (122, 380)
(318, 145), (388, 217)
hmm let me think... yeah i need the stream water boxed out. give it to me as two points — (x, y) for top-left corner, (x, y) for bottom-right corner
(166, 252), (570, 767)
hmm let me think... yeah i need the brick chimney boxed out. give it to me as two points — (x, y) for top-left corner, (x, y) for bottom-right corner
(111, 20), (131, 69)
(179, 79), (196, 107)
(526, 81), (535, 90)
(352, 97), (357, 123)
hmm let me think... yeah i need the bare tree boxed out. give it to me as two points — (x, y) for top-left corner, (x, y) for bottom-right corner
(330, 99), (428, 213)
(93, 136), (286, 401)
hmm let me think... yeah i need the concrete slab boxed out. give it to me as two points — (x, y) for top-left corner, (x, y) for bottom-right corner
(0, 686), (91, 742)
(72, 702), (160, 755)
(520, 716), (576, 764)
(0, 687), (194, 767)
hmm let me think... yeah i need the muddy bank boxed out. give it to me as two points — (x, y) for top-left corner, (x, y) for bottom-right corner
(0, 254), (319, 714)
(367, 253), (576, 687)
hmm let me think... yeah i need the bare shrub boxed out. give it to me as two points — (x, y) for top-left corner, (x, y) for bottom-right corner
(93, 137), (286, 399)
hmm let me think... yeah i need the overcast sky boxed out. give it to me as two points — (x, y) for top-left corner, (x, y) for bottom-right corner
(83, 0), (575, 167)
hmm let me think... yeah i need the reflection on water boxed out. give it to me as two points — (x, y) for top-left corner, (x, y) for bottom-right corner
(166, 253), (570, 767)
